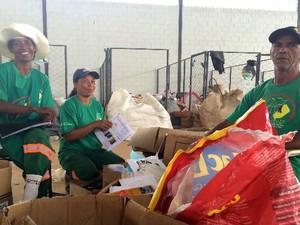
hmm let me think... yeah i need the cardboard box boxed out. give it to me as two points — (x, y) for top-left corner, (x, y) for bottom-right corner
(129, 127), (204, 155)
(102, 163), (127, 188)
(2, 194), (127, 225)
(129, 127), (170, 154)
(180, 116), (194, 128)
(123, 198), (188, 225)
(0, 160), (13, 212)
(163, 131), (204, 165)
(1, 191), (155, 225)
(99, 180), (154, 201)
(100, 180), (153, 209)
(69, 182), (95, 196)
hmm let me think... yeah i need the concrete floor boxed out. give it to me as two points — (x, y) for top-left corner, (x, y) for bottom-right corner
(11, 139), (133, 204)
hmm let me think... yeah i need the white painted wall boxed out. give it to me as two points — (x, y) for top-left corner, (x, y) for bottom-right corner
(0, 0), (297, 97)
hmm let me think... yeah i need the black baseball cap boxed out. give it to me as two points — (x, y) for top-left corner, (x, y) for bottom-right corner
(269, 26), (300, 44)
(73, 68), (100, 82)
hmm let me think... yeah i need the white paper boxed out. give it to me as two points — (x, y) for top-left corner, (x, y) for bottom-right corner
(111, 174), (157, 192)
(126, 155), (166, 182)
(94, 113), (134, 150)
(127, 155), (166, 173)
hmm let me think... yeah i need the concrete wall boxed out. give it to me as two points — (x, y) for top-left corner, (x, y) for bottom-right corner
(0, 0), (297, 97)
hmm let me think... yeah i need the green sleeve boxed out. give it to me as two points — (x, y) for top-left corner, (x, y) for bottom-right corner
(59, 100), (77, 135)
(0, 67), (8, 101)
(226, 87), (261, 124)
(41, 74), (55, 108)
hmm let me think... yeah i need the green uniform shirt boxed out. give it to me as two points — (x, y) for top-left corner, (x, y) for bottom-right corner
(59, 96), (106, 152)
(227, 76), (300, 135)
(0, 62), (54, 124)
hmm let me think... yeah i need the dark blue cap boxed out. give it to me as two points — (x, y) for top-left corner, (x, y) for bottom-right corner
(73, 68), (100, 82)
(269, 26), (300, 44)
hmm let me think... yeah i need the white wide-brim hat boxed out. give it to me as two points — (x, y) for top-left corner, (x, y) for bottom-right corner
(0, 23), (49, 60)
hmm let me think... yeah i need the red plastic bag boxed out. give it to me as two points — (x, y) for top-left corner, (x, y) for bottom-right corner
(149, 99), (300, 224)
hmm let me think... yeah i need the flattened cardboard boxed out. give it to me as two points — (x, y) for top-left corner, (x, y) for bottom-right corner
(122, 199), (188, 225)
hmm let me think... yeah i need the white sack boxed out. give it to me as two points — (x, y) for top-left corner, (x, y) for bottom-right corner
(106, 89), (173, 133)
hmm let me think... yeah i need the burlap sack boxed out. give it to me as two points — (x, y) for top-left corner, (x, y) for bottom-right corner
(196, 88), (243, 130)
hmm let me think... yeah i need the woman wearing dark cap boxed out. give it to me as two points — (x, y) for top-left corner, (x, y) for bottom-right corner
(58, 68), (124, 192)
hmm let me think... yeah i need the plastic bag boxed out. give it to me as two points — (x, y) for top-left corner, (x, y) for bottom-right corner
(149, 99), (300, 224)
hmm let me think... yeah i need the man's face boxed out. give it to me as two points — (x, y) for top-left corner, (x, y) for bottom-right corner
(270, 35), (300, 72)
(8, 37), (36, 63)
(270, 35), (300, 73)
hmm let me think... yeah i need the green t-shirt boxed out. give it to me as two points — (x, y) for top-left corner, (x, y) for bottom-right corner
(227, 76), (300, 135)
(59, 96), (106, 152)
(0, 62), (54, 123)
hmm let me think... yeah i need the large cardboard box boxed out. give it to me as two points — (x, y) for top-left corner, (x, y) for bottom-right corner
(123, 199), (188, 225)
(2, 194), (126, 225)
(0, 160), (13, 212)
(1, 193), (156, 225)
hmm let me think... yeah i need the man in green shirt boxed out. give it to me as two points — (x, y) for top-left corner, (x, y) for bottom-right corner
(206, 26), (300, 180)
(0, 23), (56, 200)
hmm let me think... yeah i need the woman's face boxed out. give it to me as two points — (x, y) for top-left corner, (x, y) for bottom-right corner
(74, 74), (96, 98)
(9, 37), (36, 63)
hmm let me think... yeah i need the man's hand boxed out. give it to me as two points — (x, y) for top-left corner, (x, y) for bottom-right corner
(33, 107), (57, 123)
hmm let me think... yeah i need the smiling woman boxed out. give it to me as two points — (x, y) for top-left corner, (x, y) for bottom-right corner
(91, 0), (297, 11)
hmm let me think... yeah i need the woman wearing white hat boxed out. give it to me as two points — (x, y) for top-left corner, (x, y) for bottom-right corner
(0, 23), (56, 201)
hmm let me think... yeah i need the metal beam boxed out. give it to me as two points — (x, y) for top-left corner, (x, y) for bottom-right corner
(177, 0), (183, 94)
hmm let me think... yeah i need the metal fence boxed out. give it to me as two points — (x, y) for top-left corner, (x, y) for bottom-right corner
(207, 51), (261, 95)
(98, 49), (275, 109)
(99, 47), (170, 106)
(156, 51), (274, 110)
(259, 54), (274, 83)
(48, 45), (68, 98)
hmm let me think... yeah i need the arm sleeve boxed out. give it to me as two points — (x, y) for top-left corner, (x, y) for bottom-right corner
(41, 75), (55, 108)
(59, 101), (77, 135)
(0, 73), (8, 101)
(226, 88), (259, 124)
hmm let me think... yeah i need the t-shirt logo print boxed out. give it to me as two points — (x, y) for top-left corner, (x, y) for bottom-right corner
(266, 97), (292, 129)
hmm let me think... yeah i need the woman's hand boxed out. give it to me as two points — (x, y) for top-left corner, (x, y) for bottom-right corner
(95, 120), (113, 131)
